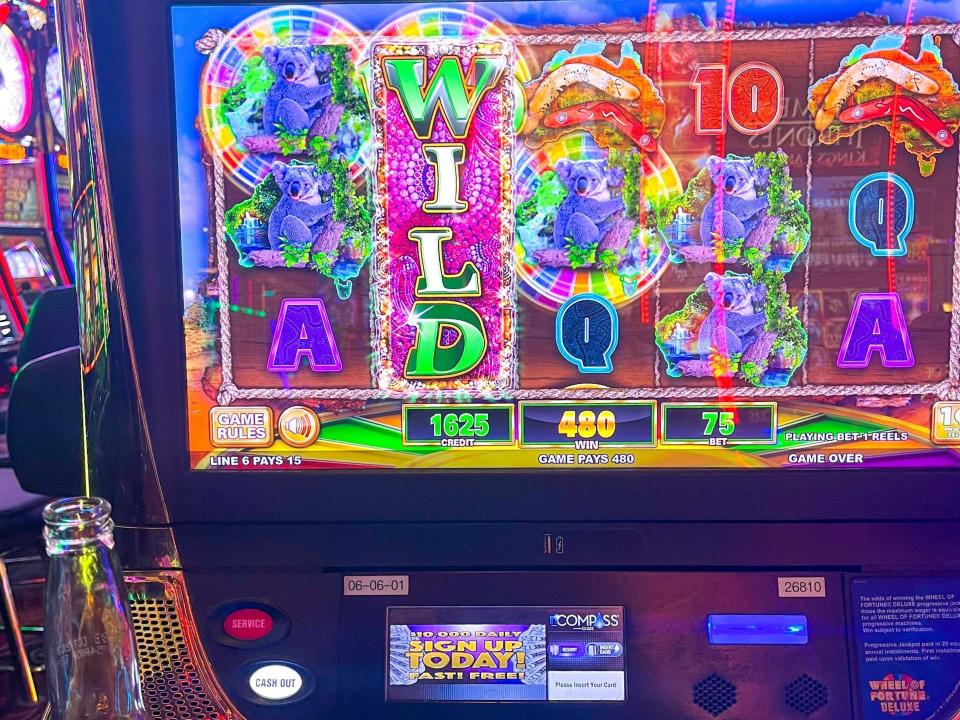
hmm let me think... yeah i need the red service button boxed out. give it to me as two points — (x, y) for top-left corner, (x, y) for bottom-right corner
(223, 608), (274, 642)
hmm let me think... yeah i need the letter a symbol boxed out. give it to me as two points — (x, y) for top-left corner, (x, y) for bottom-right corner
(837, 293), (914, 369)
(267, 299), (342, 372)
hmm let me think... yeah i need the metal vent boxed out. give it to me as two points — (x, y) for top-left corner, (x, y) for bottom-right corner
(694, 674), (737, 716)
(785, 674), (828, 715)
(127, 573), (244, 720)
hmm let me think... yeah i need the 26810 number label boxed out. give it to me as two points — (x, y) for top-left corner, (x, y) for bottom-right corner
(778, 577), (827, 598)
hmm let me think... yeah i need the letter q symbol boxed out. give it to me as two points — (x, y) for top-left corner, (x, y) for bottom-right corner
(556, 293), (619, 373)
(848, 172), (915, 258)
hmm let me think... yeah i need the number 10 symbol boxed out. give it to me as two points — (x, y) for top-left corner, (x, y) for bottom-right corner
(691, 63), (784, 136)
(939, 404), (960, 427)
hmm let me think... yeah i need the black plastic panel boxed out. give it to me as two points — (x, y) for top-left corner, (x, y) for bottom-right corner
(186, 569), (854, 719)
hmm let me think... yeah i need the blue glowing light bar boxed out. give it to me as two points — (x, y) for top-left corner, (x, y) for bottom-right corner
(707, 614), (809, 645)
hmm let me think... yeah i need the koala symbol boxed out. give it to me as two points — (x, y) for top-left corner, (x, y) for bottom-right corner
(262, 45), (334, 134)
(700, 155), (771, 246)
(268, 161), (334, 250)
(697, 271), (767, 357)
(553, 159), (626, 249)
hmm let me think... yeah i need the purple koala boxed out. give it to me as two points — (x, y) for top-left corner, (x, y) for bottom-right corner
(700, 155), (771, 245)
(262, 46), (333, 134)
(553, 159), (625, 249)
(268, 161), (334, 250)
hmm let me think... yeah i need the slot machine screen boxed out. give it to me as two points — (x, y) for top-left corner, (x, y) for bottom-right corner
(171, 2), (960, 473)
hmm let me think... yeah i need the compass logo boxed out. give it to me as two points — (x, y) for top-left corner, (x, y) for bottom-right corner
(548, 612), (621, 630)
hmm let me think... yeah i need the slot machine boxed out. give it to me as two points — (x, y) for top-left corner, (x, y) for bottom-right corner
(40, 33), (75, 283)
(0, 0), (72, 335)
(53, 0), (960, 718)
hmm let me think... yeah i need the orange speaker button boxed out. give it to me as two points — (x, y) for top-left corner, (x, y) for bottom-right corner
(277, 406), (321, 448)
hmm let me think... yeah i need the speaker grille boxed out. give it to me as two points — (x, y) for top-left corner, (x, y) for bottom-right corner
(694, 674), (737, 716)
(785, 674), (828, 715)
(127, 573), (244, 720)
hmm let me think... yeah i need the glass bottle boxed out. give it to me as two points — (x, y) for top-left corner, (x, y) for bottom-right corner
(44, 497), (145, 720)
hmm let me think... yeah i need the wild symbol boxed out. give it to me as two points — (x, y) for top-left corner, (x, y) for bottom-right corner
(371, 41), (516, 392)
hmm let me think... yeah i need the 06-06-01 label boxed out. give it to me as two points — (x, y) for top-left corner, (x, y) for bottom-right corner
(778, 577), (827, 598)
(344, 575), (410, 596)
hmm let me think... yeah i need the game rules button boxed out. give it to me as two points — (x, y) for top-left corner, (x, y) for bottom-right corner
(210, 406), (274, 448)
(223, 608), (274, 642)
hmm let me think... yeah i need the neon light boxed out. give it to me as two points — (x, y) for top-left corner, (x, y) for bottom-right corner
(848, 173), (915, 257)
(35, 154), (72, 287)
(266, 299), (342, 373)
(0, 26), (32, 134)
(210, 300), (267, 318)
(837, 293), (914, 369)
(555, 294), (619, 373)
(708, 615), (809, 646)
(0, 144), (27, 161)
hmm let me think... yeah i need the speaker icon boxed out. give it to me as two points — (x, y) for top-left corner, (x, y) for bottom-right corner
(277, 406), (321, 448)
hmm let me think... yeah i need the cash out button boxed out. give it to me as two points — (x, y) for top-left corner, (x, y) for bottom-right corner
(238, 660), (315, 705)
(249, 664), (302, 701)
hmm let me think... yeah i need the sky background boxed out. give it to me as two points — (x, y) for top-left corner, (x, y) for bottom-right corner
(171, 0), (960, 297)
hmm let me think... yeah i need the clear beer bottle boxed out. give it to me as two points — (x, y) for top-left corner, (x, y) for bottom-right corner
(43, 497), (145, 720)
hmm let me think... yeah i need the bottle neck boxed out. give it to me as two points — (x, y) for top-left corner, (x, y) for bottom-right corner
(43, 497), (116, 555)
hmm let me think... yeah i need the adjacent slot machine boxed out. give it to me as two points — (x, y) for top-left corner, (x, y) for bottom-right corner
(58, 0), (960, 718)
(0, 0), (72, 338)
